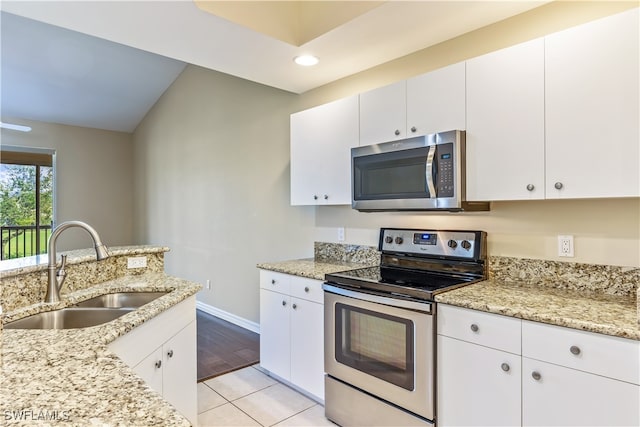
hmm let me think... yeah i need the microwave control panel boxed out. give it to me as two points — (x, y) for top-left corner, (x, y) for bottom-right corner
(436, 143), (454, 197)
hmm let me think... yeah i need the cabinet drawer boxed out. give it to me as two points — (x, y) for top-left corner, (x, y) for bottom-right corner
(438, 304), (521, 354)
(259, 270), (291, 294)
(522, 320), (639, 385)
(290, 277), (324, 304)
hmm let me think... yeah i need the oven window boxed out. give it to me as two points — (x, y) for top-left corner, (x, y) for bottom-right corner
(335, 303), (414, 390)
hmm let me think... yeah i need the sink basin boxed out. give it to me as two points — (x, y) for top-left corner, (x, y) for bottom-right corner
(4, 308), (134, 330)
(73, 291), (169, 308)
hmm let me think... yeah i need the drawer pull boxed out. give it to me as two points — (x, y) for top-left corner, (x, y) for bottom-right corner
(271, 279), (276, 285)
(292, 303), (297, 310)
(155, 360), (162, 369)
(470, 324), (479, 333)
(570, 345), (581, 355)
(501, 363), (510, 372)
(282, 300), (287, 307)
(304, 286), (310, 293)
(531, 371), (541, 381)
(167, 349), (174, 358)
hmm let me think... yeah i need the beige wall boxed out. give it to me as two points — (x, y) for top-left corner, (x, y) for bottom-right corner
(1, 118), (134, 251)
(300, 1), (640, 268)
(132, 66), (315, 324)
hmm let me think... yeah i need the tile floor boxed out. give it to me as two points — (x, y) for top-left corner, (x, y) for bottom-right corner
(198, 365), (335, 427)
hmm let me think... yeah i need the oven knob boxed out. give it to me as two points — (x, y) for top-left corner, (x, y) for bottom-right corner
(461, 240), (472, 250)
(385, 236), (393, 244)
(394, 237), (403, 244)
(447, 240), (458, 249)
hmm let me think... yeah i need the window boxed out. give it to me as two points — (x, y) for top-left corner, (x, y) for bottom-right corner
(1, 147), (55, 260)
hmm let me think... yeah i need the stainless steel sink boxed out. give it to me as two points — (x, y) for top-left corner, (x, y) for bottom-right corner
(73, 291), (169, 308)
(4, 307), (134, 330)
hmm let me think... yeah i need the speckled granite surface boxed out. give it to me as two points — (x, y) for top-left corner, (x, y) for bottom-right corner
(0, 273), (200, 426)
(1, 246), (167, 312)
(257, 258), (372, 281)
(314, 242), (379, 265)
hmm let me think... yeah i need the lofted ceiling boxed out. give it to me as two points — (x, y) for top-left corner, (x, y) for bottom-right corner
(0, 1), (548, 133)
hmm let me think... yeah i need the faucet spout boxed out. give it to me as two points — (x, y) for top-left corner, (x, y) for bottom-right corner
(45, 221), (110, 304)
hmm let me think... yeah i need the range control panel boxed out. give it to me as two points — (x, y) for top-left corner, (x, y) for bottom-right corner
(379, 228), (486, 260)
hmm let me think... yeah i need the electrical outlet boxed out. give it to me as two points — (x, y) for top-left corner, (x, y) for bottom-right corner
(206, 279), (211, 290)
(127, 256), (147, 269)
(337, 227), (345, 242)
(558, 235), (574, 257)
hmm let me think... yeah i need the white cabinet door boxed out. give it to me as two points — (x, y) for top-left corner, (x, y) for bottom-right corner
(133, 347), (164, 394)
(290, 95), (359, 205)
(290, 297), (324, 401)
(163, 321), (197, 425)
(359, 81), (407, 145)
(437, 335), (521, 427)
(466, 38), (545, 201)
(407, 62), (465, 137)
(545, 8), (639, 199)
(259, 289), (291, 380)
(523, 357), (640, 427)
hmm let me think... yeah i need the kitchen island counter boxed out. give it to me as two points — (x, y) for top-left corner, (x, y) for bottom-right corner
(0, 273), (200, 426)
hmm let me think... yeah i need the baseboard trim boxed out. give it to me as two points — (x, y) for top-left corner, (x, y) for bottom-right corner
(196, 300), (260, 334)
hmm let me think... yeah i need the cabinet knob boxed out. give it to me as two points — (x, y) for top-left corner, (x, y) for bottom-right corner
(410, 126), (417, 133)
(526, 184), (535, 191)
(304, 286), (310, 293)
(155, 360), (162, 369)
(570, 345), (581, 355)
(282, 300), (287, 307)
(324, 194), (328, 200)
(394, 129), (401, 136)
(531, 371), (541, 381)
(470, 324), (479, 333)
(292, 303), (297, 310)
(313, 195), (318, 200)
(167, 349), (174, 358)
(554, 182), (563, 190)
(501, 363), (510, 372)
(271, 279), (276, 285)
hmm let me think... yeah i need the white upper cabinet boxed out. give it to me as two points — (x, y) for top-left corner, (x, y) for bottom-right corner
(290, 95), (359, 205)
(359, 63), (466, 146)
(407, 62), (466, 137)
(359, 81), (407, 145)
(545, 8), (639, 199)
(466, 38), (545, 201)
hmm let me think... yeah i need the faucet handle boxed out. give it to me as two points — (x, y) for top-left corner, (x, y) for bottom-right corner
(57, 254), (68, 280)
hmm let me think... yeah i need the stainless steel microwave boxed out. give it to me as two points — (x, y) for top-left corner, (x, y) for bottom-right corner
(351, 130), (489, 212)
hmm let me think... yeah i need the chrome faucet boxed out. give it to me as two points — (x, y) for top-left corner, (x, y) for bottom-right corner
(45, 221), (110, 303)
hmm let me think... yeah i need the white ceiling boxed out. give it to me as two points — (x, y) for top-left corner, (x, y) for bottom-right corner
(0, 1), (548, 133)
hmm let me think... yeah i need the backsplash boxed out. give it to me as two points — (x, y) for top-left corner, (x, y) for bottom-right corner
(314, 242), (639, 298)
(0, 246), (167, 313)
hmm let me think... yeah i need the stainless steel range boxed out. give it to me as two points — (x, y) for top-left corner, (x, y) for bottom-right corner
(323, 228), (487, 426)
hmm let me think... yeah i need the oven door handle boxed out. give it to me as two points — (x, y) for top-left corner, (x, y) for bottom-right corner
(323, 284), (433, 314)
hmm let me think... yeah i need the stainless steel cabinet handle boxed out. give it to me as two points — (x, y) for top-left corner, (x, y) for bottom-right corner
(554, 182), (563, 190)
(410, 126), (417, 133)
(304, 286), (309, 293)
(501, 363), (510, 372)
(526, 184), (535, 191)
(394, 129), (401, 136)
(292, 303), (297, 310)
(167, 350), (174, 358)
(155, 360), (162, 369)
(570, 345), (581, 355)
(281, 300), (286, 306)
(532, 371), (541, 381)
(470, 324), (479, 332)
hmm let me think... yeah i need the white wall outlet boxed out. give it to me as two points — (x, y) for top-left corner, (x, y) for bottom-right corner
(337, 227), (345, 242)
(558, 235), (574, 257)
(206, 279), (211, 290)
(127, 256), (147, 269)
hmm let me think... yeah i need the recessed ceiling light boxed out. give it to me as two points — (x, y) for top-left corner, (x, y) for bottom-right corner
(294, 55), (319, 66)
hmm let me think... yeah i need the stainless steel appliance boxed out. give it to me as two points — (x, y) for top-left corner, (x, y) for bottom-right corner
(324, 228), (487, 426)
(351, 130), (489, 212)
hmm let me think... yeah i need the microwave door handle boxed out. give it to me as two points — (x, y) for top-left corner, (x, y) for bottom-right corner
(425, 145), (437, 197)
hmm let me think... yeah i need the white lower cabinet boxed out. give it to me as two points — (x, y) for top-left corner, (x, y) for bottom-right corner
(108, 296), (197, 425)
(259, 270), (324, 401)
(437, 304), (640, 426)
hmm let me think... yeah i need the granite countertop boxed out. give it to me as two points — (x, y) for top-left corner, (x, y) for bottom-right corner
(257, 258), (374, 281)
(435, 279), (639, 340)
(258, 258), (638, 341)
(0, 272), (201, 426)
